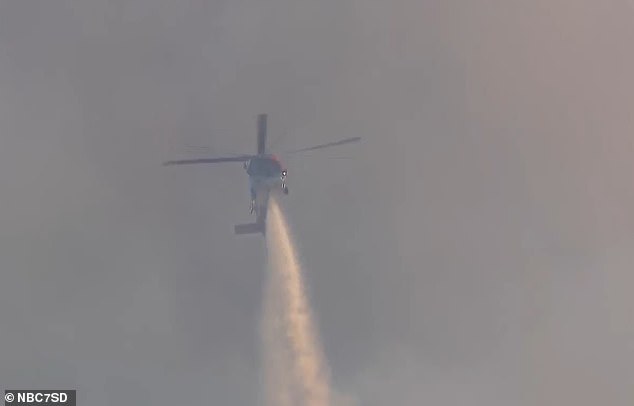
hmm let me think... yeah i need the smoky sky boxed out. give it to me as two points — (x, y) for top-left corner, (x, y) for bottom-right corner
(1, 1), (633, 405)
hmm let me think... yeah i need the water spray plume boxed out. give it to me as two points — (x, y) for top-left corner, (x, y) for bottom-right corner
(260, 270), (294, 406)
(260, 195), (332, 406)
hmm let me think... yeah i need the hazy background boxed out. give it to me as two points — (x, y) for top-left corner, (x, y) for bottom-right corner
(1, 1), (633, 404)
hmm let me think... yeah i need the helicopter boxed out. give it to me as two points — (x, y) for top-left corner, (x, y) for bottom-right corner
(163, 114), (360, 235)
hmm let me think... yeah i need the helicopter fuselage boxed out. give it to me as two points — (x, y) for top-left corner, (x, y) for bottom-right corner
(244, 155), (288, 202)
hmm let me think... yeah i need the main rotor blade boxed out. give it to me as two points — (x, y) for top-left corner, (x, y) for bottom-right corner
(287, 154), (354, 159)
(183, 146), (248, 156)
(286, 137), (361, 154)
(163, 155), (253, 166)
(257, 114), (267, 154)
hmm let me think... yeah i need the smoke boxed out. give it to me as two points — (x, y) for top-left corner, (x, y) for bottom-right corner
(260, 195), (333, 406)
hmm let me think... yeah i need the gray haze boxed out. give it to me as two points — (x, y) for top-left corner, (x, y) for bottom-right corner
(1, 1), (633, 404)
